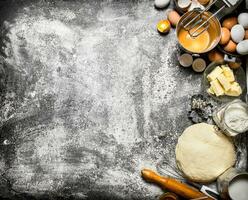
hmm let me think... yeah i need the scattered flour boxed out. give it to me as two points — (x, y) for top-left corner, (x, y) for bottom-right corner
(0, 1), (205, 199)
(50, 9), (77, 21)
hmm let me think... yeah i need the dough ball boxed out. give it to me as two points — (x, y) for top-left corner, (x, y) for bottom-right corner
(176, 123), (236, 183)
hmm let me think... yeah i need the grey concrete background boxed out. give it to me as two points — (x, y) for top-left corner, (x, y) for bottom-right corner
(0, 0), (246, 199)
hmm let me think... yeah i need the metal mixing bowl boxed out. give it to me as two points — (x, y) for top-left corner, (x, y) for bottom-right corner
(176, 11), (221, 54)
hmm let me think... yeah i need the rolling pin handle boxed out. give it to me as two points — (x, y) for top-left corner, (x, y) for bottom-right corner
(141, 169), (168, 185)
(141, 169), (214, 200)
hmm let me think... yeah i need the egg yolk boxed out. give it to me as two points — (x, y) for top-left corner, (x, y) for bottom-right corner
(178, 27), (210, 53)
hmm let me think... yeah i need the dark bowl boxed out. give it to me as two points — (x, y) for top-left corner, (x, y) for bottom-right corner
(218, 9), (248, 58)
(203, 60), (246, 102)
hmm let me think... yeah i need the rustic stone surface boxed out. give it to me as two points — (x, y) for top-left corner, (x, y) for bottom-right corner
(0, 0), (246, 199)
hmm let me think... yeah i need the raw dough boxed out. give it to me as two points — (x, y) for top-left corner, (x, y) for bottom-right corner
(176, 123), (236, 183)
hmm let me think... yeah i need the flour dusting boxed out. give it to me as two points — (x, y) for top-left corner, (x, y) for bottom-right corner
(0, 1), (216, 199)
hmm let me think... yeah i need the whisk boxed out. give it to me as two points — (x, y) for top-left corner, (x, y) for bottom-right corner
(181, 0), (240, 37)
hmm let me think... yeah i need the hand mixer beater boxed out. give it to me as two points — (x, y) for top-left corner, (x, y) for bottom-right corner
(181, 0), (242, 38)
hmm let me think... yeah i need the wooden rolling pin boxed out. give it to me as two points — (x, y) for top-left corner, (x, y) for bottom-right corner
(141, 169), (213, 200)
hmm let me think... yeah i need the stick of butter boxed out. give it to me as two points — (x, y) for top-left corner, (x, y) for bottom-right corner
(222, 65), (235, 82)
(207, 66), (223, 82)
(225, 82), (242, 96)
(210, 80), (225, 96)
(207, 86), (215, 95)
(217, 73), (232, 91)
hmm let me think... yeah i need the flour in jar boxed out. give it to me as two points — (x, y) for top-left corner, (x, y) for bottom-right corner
(224, 103), (248, 133)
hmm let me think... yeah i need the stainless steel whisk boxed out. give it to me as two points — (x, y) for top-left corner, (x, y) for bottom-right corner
(181, 0), (241, 38)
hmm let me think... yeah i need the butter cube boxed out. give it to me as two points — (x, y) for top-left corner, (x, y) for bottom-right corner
(221, 64), (228, 68)
(207, 66), (223, 82)
(225, 82), (242, 96)
(210, 80), (225, 96)
(207, 86), (215, 95)
(217, 73), (231, 91)
(222, 65), (235, 82)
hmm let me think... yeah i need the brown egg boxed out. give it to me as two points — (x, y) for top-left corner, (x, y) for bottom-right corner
(219, 27), (231, 45)
(167, 10), (180, 27)
(208, 50), (224, 62)
(245, 30), (248, 40)
(229, 62), (241, 69)
(222, 17), (238, 30)
(198, 0), (210, 5)
(223, 40), (237, 53)
(157, 20), (171, 34)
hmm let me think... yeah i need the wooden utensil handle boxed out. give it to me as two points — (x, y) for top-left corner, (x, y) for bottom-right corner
(141, 169), (213, 200)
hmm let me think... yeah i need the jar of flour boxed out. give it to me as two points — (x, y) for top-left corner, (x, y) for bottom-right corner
(213, 99), (248, 137)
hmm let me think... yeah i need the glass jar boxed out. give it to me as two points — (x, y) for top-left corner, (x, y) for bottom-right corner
(213, 99), (248, 137)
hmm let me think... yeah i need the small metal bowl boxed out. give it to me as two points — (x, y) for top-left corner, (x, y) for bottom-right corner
(228, 173), (248, 200)
(203, 60), (246, 102)
(176, 11), (221, 54)
(218, 168), (248, 199)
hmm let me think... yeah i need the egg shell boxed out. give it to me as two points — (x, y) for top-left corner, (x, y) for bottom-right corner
(219, 27), (231, 45)
(157, 20), (171, 33)
(238, 13), (248, 29)
(168, 10), (180, 27)
(231, 24), (245, 43)
(188, 0), (205, 11)
(208, 50), (224, 62)
(222, 17), (238, 30)
(177, 0), (191, 9)
(236, 40), (248, 55)
(154, 0), (170, 9)
(198, 0), (210, 5)
(224, 40), (237, 53)
(245, 30), (248, 40)
(177, 0), (192, 10)
(229, 62), (241, 69)
(192, 58), (206, 72)
(179, 53), (193, 67)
